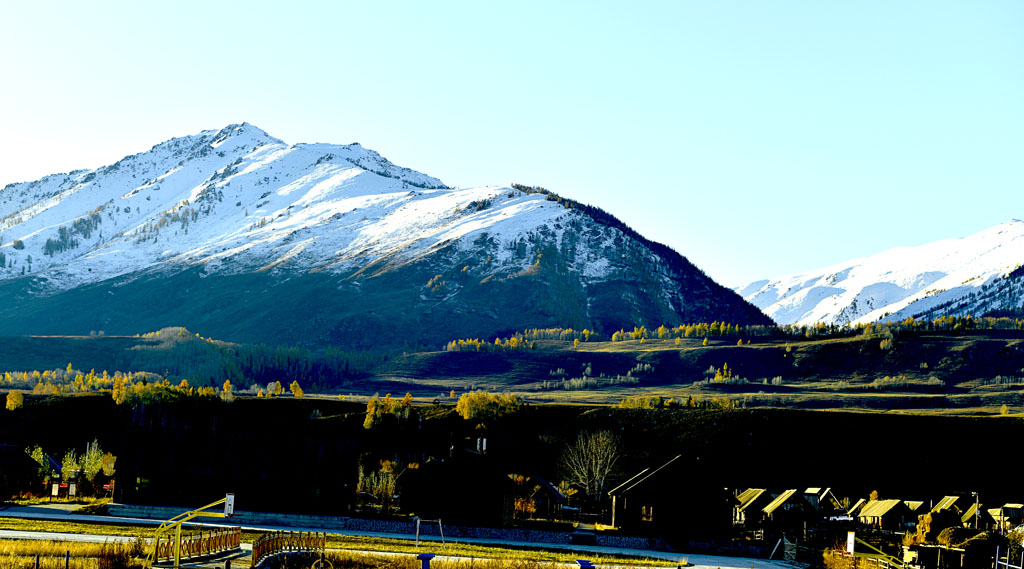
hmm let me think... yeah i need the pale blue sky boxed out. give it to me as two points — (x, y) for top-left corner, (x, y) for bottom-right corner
(2, 1), (1021, 286)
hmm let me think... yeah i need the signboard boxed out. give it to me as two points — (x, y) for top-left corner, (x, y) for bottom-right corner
(51, 484), (59, 497)
(103, 483), (113, 490)
(224, 493), (235, 517)
(69, 483), (76, 497)
(847, 531), (856, 555)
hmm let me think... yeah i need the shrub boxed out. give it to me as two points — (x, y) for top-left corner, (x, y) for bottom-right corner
(937, 526), (981, 547)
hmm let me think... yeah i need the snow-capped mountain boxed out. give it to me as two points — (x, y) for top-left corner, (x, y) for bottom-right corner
(737, 221), (1024, 326)
(0, 124), (769, 347)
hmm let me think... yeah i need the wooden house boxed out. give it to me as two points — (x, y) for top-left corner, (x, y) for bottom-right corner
(987, 503), (1024, 531)
(762, 489), (816, 529)
(734, 488), (771, 526)
(607, 455), (733, 539)
(805, 487), (846, 517)
(858, 499), (914, 531)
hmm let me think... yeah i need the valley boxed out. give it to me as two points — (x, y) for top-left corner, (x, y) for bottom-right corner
(4, 319), (1024, 415)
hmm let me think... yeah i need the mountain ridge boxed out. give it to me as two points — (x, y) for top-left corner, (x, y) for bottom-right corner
(0, 124), (770, 347)
(738, 220), (1024, 326)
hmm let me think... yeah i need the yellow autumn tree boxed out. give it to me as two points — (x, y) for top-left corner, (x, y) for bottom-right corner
(456, 390), (521, 422)
(289, 380), (304, 398)
(6, 390), (23, 411)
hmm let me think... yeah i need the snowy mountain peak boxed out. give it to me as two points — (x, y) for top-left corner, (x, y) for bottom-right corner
(0, 123), (450, 284)
(738, 220), (1024, 326)
(0, 125), (769, 346)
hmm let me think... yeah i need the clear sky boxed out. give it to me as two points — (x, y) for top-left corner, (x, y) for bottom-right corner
(2, 1), (1021, 287)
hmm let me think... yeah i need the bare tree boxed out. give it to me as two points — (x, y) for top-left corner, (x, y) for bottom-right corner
(561, 430), (620, 503)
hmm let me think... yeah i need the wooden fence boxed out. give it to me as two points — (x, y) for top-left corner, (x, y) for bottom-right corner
(250, 531), (326, 569)
(153, 526), (241, 562)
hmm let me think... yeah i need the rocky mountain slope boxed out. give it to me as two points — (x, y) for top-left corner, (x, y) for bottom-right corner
(737, 220), (1024, 326)
(0, 123), (770, 348)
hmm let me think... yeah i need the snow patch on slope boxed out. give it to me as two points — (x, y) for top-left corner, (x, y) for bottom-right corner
(738, 220), (1024, 325)
(0, 124), (629, 293)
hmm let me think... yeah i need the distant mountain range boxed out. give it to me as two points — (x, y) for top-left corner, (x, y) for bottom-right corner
(0, 123), (769, 348)
(737, 220), (1024, 326)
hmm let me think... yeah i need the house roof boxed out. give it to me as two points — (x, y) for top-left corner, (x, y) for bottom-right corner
(848, 498), (867, 516)
(607, 455), (681, 497)
(764, 489), (801, 515)
(989, 504), (1024, 522)
(961, 503), (993, 525)
(931, 495), (960, 513)
(532, 478), (567, 504)
(859, 499), (905, 518)
(905, 501), (925, 512)
(818, 488), (843, 511)
(736, 488), (767, 512)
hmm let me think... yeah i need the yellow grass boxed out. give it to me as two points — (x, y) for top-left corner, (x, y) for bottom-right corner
(0, 519), (674, 568)
(0, 539), (144, 569)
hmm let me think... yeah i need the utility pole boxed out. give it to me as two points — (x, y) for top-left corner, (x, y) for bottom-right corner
(973, 492), (979, 530)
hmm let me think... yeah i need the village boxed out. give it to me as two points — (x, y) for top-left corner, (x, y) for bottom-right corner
(595, 453), (1022, 569)
(5, 436), (1024, 569)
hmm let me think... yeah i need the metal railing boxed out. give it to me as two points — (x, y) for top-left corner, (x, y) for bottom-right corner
(153, 526), (241, 563)
(250, 531), (326, 569)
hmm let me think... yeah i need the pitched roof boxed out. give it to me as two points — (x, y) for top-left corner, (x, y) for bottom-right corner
(859, 499), (905, 518)
(532, 478), (567, 504)
(736, 488), (767, 512)
(607, 455), (681, 497)
(819, 488), (843, 510)
(905, 501), (925, 512)
(931, 495), (960, 513)
(961, 503), (993, 525)
(764, 489), (800, 515)
(848, 498), (867, 516)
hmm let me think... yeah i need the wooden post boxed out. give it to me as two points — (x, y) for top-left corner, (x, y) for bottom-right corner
(65, 550), (70, 569)
(175, 522), (182, 569)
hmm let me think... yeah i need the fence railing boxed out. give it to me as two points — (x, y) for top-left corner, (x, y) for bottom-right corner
(153, 526), (241, 562)
(250, 531), (326, 569)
